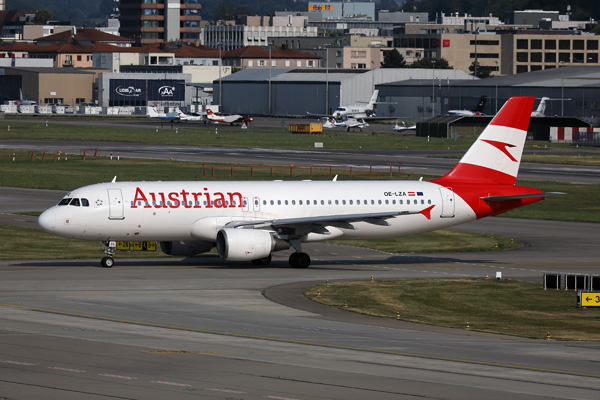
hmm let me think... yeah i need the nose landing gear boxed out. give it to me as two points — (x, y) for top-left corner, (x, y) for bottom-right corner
(101, 241), (116, 268)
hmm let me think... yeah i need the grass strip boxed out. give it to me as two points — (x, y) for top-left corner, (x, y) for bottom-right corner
(305, 279), (600, 341)
(0, 224), (171, 260)
(333, 230), (520, 253)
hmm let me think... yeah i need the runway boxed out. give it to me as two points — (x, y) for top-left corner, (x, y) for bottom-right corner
(1, 187), (599, 399)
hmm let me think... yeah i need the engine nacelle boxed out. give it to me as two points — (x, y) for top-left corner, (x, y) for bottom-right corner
(160, 240), (213, 256)
(216, 228), (288, 261)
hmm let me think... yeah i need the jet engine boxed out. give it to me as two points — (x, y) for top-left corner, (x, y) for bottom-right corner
(160, 240), (214, 256)
(216, 228), (289, 261)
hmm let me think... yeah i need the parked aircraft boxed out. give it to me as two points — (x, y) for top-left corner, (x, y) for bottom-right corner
(38, 97), (549, 269)
(308, 90), (396, 120)
(392, 121), (416, 132)
(147, 107), (179, 121)
(446, 95), (487, 116)
(177, 109), (206, 122)
(206, 109), (253, 125)
(530, 97), (569, 117)
(16, 89), (36, 105)
(323, 117), (369, 131)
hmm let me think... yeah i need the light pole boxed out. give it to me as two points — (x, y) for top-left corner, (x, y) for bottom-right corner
(560, 60), (565, 116)
(218, 43), (222, 111)
(431, 60), (436, 117)
(268, 43), (272, 115)
(505, 61), (518, 75)
(371, 60), (375, 93)
(325, 44), (330, 115)
(493, 60), (499, 113)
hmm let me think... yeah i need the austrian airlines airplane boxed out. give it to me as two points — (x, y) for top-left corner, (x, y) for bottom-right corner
(38, 97), (546, 268)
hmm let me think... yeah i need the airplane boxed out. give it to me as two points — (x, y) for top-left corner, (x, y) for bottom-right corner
(38, 97), (550, 269)
(206, 109), (253, 125)
(446, 95), (487, 116)
(323, 117), (369, 132)
(392, 121), (416, 132)
(17, 89), (37, 106)
(308, 90), (396, 120)
(530, 97), (570, 117)
(177, 109), (206, 122)
(147, 106), (179, 121)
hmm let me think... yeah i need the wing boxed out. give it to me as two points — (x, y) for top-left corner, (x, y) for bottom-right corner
(224, 209), (431, 237)
(306, 112), (333, 118)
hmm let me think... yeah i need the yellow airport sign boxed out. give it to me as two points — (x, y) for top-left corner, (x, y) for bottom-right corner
(116, 241), (130, 250)
(116, 241), (156, 251)
(580, 292), (600, 307)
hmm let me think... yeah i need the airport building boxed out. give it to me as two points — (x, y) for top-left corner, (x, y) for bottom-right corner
(215, 68), (475, 116)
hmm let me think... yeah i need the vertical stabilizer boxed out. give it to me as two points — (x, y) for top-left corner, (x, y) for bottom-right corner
(368, 90), (379, 107)
(435, 97), (535, 185)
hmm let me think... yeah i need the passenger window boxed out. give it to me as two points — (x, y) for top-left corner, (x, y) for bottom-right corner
(349, 200), (353, 205)
(342, 200), (346, 205)
(81, 198), (89, 207)
(299, 200), (303, 205)
(421, 199), (424, 204)
(385, 199), (389, 205)
(285, 200), (288, 205)
(292, 200), (296, 205)
(399, 200), (403, 205)
(328, 200), (331, 205)
(313, 200), (317, 205)
(58, 198), (71, 206)
(335, 200), (339, 205)
(203, 201), (207, 206)
(321, 200), (324, 205)
(428, 199), (431, 204)
(392, 200), (396, 205)
(277, 200), (281, 205)
(363, 200), (367, 205)
(255, 200), (258, 205)
(263, 200), (266, 205)
(70, 198), (80, 207)
(413, 200), (417, 205)
(270, 200), (274, 205)
(378, 200), (382, 205)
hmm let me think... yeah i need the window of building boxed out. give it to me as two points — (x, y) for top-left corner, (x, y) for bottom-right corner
(516, 39), (528, 49)
(259, 60), (265, 66)
(544, 53), (556, 63)
(297, 61), (301, 67)
(75, 98), (85, 104)
(285, 60), (290, 67)
(87, 55), (92, 61)
(44, 98), (64, 104)
(588, 40), (598, 51)
(516, 65), (528, 74)
(545, 40), (556, 50)
(248, 60), (253, 67)
(531, 40), (542, 49)
(559, 40), (570, 50)
(588, 53), (598, 63)
(516, 52), (528, 62)
(307, 60), (313, 67)
(77, 55), (82, 61)
(558, 53), (570, 63)
(530, 52), (542, 63)
(572, 53), (585, 63)
(573, 40), (584, 50)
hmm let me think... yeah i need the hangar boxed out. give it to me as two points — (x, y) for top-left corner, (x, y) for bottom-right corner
(215, 68), (475, 117)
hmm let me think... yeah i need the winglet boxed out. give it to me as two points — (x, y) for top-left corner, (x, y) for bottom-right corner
(419, 205), (435, 220)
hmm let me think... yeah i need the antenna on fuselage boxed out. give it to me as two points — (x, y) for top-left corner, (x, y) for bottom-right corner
(332, 175), (338, 181)
(111, 176), (117, 183)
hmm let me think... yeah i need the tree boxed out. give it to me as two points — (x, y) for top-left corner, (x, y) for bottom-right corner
(591, 25), (600, 35)
(380, 49), (406, 68)
(410, 57), (453, 69)
(469, 60), (491, 78)
(35, 9), (52, 24)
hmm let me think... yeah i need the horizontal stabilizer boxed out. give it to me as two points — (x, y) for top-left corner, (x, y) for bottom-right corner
(480, 192), (564, 202)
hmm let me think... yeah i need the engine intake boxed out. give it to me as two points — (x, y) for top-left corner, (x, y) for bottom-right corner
(216, 228), (288, 261)
(160, 240), (213, 256)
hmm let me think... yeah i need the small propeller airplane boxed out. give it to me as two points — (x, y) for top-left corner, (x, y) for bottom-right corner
(177, 109), (206, 122)
(206, 109), (253, 125)
(147, 107), (179, 121)
(323, 117), (369, 132)
(392, 121), (416, 132)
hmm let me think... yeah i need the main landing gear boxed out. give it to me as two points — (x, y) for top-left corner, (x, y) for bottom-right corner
(289, 252), (311, 268)
(101, 241), (116, 268)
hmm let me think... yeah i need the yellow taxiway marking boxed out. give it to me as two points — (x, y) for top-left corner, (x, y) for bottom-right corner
(1, 302), (599, 379)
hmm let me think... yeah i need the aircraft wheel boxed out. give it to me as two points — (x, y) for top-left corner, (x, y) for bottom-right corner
(251, 254), (272, 265)
(290, 252), (310, 268)
(101, 257), (114, 268)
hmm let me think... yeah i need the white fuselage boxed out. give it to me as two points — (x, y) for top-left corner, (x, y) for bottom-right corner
(40, 180), (475, 243)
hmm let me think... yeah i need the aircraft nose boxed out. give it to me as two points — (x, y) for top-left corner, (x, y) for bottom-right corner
(38, 209), (56, 233)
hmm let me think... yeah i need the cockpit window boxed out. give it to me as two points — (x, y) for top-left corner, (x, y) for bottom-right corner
(58, 198), (71, 206)
(81, 198), (89, 207)
(70, 198), (81, 207)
